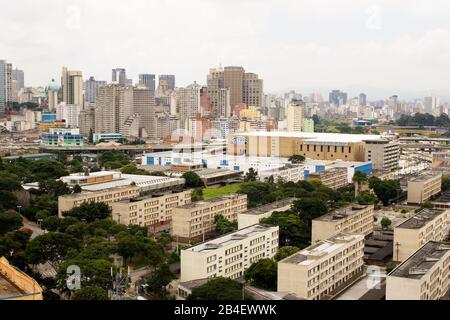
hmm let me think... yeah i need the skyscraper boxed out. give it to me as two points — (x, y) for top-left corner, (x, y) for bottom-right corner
(243, 72), (263, 108)
(131, 87), (156, 138)
(61, 67), (83, 106)
(158, 75), (175, 91)
(0, 60), (5, 115)
(5, 63), (13, 104)
(12, 68), (24, 90)
(424, 96), (438, 115)
(95, 84), (123, 134)
(177, 82), (202, 129)
(286, 99), (305, 132)
(139, 74), (156, 92)
(224, 66), (244, 109)
(112, 68), (127, 85)
(85, 76), (106, 104)
(329, 90), (348, 106)
(359, 93), (367, 107)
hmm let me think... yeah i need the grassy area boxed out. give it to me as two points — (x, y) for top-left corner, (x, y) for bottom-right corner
(203, 183), (243, 200)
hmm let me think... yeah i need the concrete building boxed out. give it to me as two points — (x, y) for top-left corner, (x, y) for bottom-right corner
(393, 209), (449, 262)
(40, 128), (84, 147)
(172, 194), (248, 243)
(386, 241), (450, 300)
(312, 204), (375, 243)
(224, 66), (245, 109)
(131, 87), (156, 138)
(12, 68), (24, 91)
(58, 185), (140, 216)
(308, 167), (348, 190)
(238, 198), (295, 230)
(0, 60), (6, 114)
(180, 224), (279, 282)
(56, 103), (81, 128)
(112, 68), (127, 85)
(259, 164), (304, 183)
(364, 139), (400, 172)
(177, 82), (202, 129)
(95, 84), (123, 133)
(278, 234), (365, 300)
(286, 100), (304, 132)
(231, 131), (381, 160)
(159, 75), (175, 91)
(85, 76), (106, 103)
(111, 190), (192, 229)
(139, 74), (156, 92)
(243, 73), (264, 108)
(79, 106), (95, 137)
(407, 172), (442, 204)
(61, 67), (83, 106)
(0, 257), (43, 300)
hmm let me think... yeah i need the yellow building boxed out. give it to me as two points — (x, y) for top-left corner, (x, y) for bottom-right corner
(386, 241), (450, 300)
(308, 167), (348, 190)
(172, 194), (248, 243)
(278, 234), (365, 300)
(393, 209), (448, 262)
(230, 131), (381, 161)
(239, 106), (261, 120)
(407, 172), (442, 205)
(312, 204), (374, 243)
(0, 257), (43, 300)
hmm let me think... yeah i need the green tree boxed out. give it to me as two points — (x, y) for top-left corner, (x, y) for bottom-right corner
(72, 287), (109, 300)
(357, 192), (378, 205)
(182, 171), (203, 188)
(63, 202), (111, 223)
(41, 216), (61, 232)
(352, 171), (368, 196)
(187, 277), (243, 300)
(191, 188), (204, 202)
(288, 155), (306, 164)
(381, 217), (392, 230)
(244, 259), (277, 291)
(98, 151), (129, 169)
(120, 164), (149, 175)
(293, 197), (329, 222)
(261, 212), (310, 248)
(442, 176), (450, 191)
(0, 210), (23, 235)
(88, 128), (94, 144)
(244, 168), (258, 182)
(38, 180), (71, 197)
(274, 246), (300, 261)
(144, 263), (175, 299)
(214, 215), (237, 235)
(72, 184), (82, 193)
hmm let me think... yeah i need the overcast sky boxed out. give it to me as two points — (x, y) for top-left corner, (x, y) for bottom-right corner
(2, 0), (450, 100)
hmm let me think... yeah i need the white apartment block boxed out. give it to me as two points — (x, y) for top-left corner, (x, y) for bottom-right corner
(180, 224), (279, 282)
(56, 103), (81, 128)
(364, 139), (400, 172)
(259, 164), (304, 183)
(238, 198), (295, 230)
(387, 241), (450, 300)
(110, 190), (192, 228)
(312, 204), (374, 243)
(393, 209), (449, 262)
(407, 172), (442, 204)
(172, 194), (248, 243)
(58, 185), (140, 216)
(278, 234), (365, 300)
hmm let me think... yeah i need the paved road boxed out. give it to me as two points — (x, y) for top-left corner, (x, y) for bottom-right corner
(21, 215), (45, 240)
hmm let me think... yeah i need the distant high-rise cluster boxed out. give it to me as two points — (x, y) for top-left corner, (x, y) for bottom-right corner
(0, 59), (24, 115)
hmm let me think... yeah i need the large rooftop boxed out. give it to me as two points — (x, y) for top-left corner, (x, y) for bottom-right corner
(396, 209), (444, 229)
(235, 131), (382, 144)
(177, 193), (245, 209)
(184, 224), (278, 253)
(241, 198), (295, 216)
(408, 172), (442, 182)
(315, 204), (373, 222)
(281, 234), (363, 266)
(389, 241), (450, 279)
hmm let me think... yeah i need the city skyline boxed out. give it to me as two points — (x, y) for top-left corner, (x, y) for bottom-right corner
(2, 0), (450, 99)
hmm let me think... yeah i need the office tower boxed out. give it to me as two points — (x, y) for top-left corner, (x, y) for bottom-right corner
(424, 96), (438, 115)
(56, 103), (81, 128)
(200, 86), (212, 115)
(329, 90), (348, 106)
(158, 74), (175, 91)
(112, 68), (127, 84)
(12, 68), (24, 90)
(224, 66), (244, 109)
(206, 67), (224, 117)
(132, 87), (156, 138)
(61, 67), (83, 106)
(286, 99), (305, 132)
(243, 72), (263, 108)
(139, 74), (156, 92)
(0, 60), (6, 115)
(359, 93), (367, 107)
(5, 63), (14, 103)
(177, 82), (202, 129)
(79, 106), (95, 137)
(95, 84), (123, 133)
(85, 76), (106, 104)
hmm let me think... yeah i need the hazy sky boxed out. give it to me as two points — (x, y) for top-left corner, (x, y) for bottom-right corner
(2, 0), (450, 99)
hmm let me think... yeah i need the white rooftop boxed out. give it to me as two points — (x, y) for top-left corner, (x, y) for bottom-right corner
(236, 131), (382, 143)
(81, 174), (184, 191)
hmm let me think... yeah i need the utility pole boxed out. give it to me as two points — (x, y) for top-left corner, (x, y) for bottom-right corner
(110, 267), (130, 300)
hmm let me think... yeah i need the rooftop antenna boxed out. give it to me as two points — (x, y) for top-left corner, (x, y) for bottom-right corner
(109, 267), (130, 300)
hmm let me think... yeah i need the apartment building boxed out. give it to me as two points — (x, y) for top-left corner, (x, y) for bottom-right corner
(259, 164), (305, 183)
(172, 194), (248, 243)
(308, 167), (348, 190)
(180, 224), (279, 282)
(364, 139), (400, 172)
(312, 204), (375, 243)
(286, 100), (304, 132)
(238, 198), (295, 230)
(393, 209), (449, 262)
(278, 234), (365, 300)
(58, 185), (140, 216)
(407, 172), (442, 204)
(111, 190), (192, 229)
(387, 241), (450, 300)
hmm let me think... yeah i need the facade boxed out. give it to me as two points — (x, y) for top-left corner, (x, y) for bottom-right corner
(93, 133), (123, 143)
(56, 103), (81, 128)
(12, 68), (24, 91)
(386, 241), (450, 300)
(0, 257), (43, 300)
(407, 172), (442, 204)
(61, 67), (83, 106)
(111, 190), (192, 228)
(238, 198), (295, 230)
(224, 66), (245, 109)
(286, 100), (304, 132)
(393, 209), (448, 262)
(364, 139), (400, 172)
(41, 128), (84, 147)
(112, 68), (127, 84)
(0, 60), (5, 114)
(177, 82), (202, 129)
(159, 75), (175, 91)
(139, 74), (156, 92)
(132, 87), (156, 139)
(180, 224), (279, 282)
(85, 76), (106, 103)
(79, 106), (95, 137)
(172, 194), (248, 243)
(243, 73), (264, 108)
(259, 164), (304, 183)
(308, 167), (348, 190)
(58, 185), (140, 216)
(311, 204), (375, 243)
(278, 234), (365, 300)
